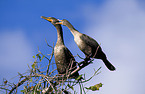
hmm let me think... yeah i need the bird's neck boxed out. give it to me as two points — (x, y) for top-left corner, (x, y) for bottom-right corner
(55, 25), (64, 45)
(66, 22), (80, 36)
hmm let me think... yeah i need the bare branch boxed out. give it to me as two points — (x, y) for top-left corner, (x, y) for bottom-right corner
(8, 76), (31, 94)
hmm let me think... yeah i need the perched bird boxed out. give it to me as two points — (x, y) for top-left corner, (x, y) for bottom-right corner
(41, 16), (80, 77)
(56, 19), (115, 71)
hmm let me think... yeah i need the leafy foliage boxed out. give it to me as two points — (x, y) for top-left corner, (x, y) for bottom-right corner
(85, 83), (103, 91)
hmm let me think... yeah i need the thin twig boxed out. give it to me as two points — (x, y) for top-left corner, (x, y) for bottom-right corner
(8, 76), (31, 94)
(45, 39), (53, 48)
(47, 43), (54, 74)
(34, 73), (56, 93)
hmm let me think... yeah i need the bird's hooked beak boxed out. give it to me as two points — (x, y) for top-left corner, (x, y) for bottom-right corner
(41, 16), (52, 22)
(55, 19), (63, 24)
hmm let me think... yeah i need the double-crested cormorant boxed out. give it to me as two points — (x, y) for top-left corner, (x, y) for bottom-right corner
(56, 19), (115, 71)
(41, 16), (80, 77)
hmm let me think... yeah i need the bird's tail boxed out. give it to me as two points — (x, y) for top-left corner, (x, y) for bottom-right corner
(103, 59), (116, 71)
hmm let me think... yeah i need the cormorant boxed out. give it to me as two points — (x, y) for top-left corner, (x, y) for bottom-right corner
(41, 16), (80, 77)
(56, 19), (115, 71)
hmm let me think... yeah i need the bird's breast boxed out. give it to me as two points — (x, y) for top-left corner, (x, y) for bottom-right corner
(54, 45), (65, 55)
(74, 35), (83, 47)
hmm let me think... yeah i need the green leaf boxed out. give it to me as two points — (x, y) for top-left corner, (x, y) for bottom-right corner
(33, 55), (35, 59)
(36, 54), (41, 61)
(42, 55), (45, 60)
(30, 78), (32, 82)
(67, 84), (74, 90)
(75, 74), (83, 80)
(21, 90), (26, 93)
(85, 83), (103, 91)
(31, 63), (35, 69)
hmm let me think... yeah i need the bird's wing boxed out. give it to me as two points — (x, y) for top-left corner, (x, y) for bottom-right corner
(64, 46), (77, 69)
(64, 46), (76, 62)
(80, 34), (99, 48)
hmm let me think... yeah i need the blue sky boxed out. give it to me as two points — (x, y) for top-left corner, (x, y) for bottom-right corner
(1, 0), (145, 94)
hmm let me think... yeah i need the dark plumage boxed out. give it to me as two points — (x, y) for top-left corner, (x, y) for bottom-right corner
(56, 19), (115, 71)
(41, 16), (80, 77)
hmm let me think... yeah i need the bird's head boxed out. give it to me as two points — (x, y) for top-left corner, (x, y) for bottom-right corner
(55, 19), (69, 26)
(41, 16), (59, 25)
